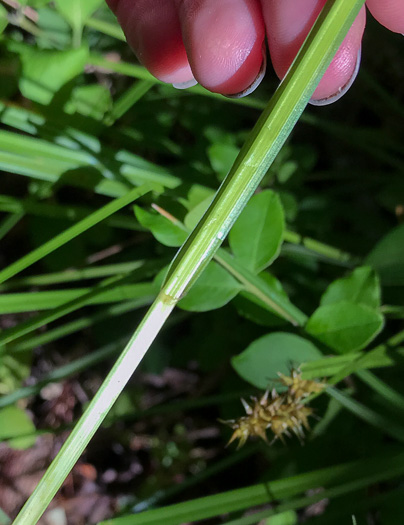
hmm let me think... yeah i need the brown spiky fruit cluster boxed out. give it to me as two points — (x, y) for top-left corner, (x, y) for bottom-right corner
(222, 370), (325, 448)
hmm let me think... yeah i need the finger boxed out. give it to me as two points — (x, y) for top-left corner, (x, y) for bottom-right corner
(261, 0), (366, 105)
(366, 0), (404, 34)
(174, 0), (266, 96)
(106, 0), (195, 87)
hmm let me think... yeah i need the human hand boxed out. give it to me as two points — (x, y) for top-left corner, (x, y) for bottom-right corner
(106, 0), (403, 105)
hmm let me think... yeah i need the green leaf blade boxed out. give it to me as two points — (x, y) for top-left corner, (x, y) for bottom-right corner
(179, 261), (242, 312)
(229, 190), (285, 273)
(366, 224), (404, 286)
(135, 206), (188, 248)
(320, 266), (381, 309)
(306, 301), (384, 353)
(232, 332), (322, 389)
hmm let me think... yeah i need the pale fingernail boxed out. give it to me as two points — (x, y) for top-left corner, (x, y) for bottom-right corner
(172, 78), (198, 89)
(225, 44), (267, 99)
(309, 48), (362, 107)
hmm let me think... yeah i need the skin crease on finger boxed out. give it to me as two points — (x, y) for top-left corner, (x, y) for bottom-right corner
(106, 0), (196, 86)
(261, 0), (366, 104)
(174, 0), (266, 95)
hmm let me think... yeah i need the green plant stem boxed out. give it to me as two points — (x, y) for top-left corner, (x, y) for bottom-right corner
(72, 25), (82, 49)
(86, 16), (125, 41)
(381, 305), (404, 318)
(13, 1), (366, 523)
(282, 230), (356, 266)
(215, 250), (307, 325)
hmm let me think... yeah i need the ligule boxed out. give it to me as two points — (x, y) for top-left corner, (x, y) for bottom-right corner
(221, 370), (325, 448)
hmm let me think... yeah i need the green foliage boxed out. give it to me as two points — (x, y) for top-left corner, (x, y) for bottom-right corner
(9, 42), (89, 104)
(306, 302), (384, 353)
(320, 266), (381, 309)
(135, 206), (188, 248)
(0, 0), (403, 524)
(0, 349), (31, 395)
(54, 0), (103, 36)
(233, 272), (290, 327)
(366, 223), (404, 286)
(0, 406), (36, 449)
(208, 142), (240, 181)
(0, 4), (8, 34)
(232, 332), (322, 389)
(178, 261), (242, 312)
(229, 190), (285, 273)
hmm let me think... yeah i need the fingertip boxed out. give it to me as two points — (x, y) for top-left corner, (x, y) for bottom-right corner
(224, 44), (266, 98)
(310, 6), (365, 104)
(176, 0), (266, 96)
(263, 0), (366, 106)
(114, 0), (195, 86)
(309, 48), (361, 106)
(366, 0), (404, 34)
(263, 0), (328, 80)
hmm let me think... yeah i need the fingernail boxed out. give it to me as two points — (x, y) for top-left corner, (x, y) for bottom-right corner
(225, 44), (267, 99)
(172, 78), (198, 89)
(309, 47), (362, 107)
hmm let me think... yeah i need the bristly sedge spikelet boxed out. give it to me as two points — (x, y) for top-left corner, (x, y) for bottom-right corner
(221, 370), (325, 448)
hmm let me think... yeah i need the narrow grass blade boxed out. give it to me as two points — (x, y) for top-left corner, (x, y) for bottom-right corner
(0, 282), (155, 313)
(327, 387), (404, 442)
(1, 261), (149, 289)
(0, 194), (142, 232)
(0, 183), (159, 285)
(99, 450), (404, 525)
(9, 299), (150, 353)
(215, 250), (307, 326)
(0, 278), (155, 345)
(105, 80), (154, 125)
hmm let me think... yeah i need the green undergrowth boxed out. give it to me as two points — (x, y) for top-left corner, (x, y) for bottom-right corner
(0, 1), (404, 524)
